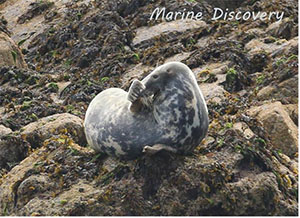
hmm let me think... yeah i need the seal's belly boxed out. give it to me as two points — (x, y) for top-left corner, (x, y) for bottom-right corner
(84, 88), (158, 158)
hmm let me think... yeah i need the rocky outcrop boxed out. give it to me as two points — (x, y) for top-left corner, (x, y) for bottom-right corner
(0, 124), (11, 136)
(221, 172), (293, 215)
(257, 75), (298, 104)
(0, 135), (29, 170)
(0, 0), (297, 216)
(233, 122), (255, 139)
(283, 104), (298, 126)
(0, 32), (27, 68)
(0, 113), (85, 173)
(195, 62), (229, 104)
(20, 113), (86, 147)
(133, 20), (208, 46)
(267, 18), (296, 40)
(247, 102), (298, 157)
(0, 135), (297, 216)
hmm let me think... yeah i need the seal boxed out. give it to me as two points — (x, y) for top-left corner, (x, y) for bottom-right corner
(84, 61), (209, 159)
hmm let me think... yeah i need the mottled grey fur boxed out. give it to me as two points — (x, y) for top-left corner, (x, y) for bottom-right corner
(84, 62), (209, 159)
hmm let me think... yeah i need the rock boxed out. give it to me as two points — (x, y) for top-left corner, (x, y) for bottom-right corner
(247, 102), (298, 157)
(271, 155), (293, 182)
(0, 12), (10, 36)
(207, 0), (246, 9)
(0, 132), (297, 216)
(199, 82), (227, 104)
(195, 36), (211, 49)
(0, 32), (27, 68)
(120, 63), (152, 89)
(245, 38), (282, 58)
(155, 145), (296, 215)
(49, 81), (72, 104)
(266, 18), (295, 40)
(194, 62), (230, 76)
(18, 181), (103, 216)
(257, 86), (276, 100)
(0, 0), (90, 49)
(271, 154), (297, 193)
(0, 137), (111, 216)
(233, 122), (255, 139)
(0, 145), (49, 214)
(194, 62), (229, 103)
(133, 20), (207, 46)
(0, 135), (29, 170)
(20, 113), (86, 147)
(283, 104), (298, 126)
(244, 28), (265, 38)
(245, 37), (297, 69)
(289, 160), (298, 175)
(164, 52), (192, 63)
(0, 124), (11, 136)
(16, 175), (55, 208)
(248, 51), (269, 73)
(245, 36), (298, 58)
(0, 137), (97, 215)
(222, 172), (296, 215)
(257, 75), (298, 104)
(271, 36), (298, 57)
(17, 1), (54, 24)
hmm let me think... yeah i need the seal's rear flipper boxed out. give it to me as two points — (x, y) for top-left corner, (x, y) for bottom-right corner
(143, 144), (177, 155)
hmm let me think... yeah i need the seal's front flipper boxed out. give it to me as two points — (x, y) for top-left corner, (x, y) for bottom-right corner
(142, 144), (177, 155)
(127, 79), (151, 113)
(127, 79), (146, 103)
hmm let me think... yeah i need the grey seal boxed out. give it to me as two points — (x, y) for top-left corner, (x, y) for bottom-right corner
(84, 61), (209, 159)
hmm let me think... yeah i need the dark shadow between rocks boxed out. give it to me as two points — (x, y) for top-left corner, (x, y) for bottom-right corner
(134, 151), (185, 199)
(0, 135), (30, 171)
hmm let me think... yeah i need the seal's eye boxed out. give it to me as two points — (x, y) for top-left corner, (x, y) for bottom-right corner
(152, 75), (159, 79)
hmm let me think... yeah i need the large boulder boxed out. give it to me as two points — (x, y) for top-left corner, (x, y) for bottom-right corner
(20, 113), (86, 147)
(247, 102), (298, 157)
(0, 135), (29, 170)
(0, 32), (27, 68)
(0, 124), (12, 137)
(0, 112), (86, 171)
(257, 75), (298, 104)
(266, 18), (296, 40)
(220, 172), (296, 215)
(283, 104), (298, 126)
(133, 19), (208, 47)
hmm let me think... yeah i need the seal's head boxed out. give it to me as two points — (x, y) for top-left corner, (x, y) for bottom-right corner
(141, 62), (195, 98)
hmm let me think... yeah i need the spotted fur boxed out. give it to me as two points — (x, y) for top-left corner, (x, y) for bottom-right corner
(84, 62), (209, 159)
